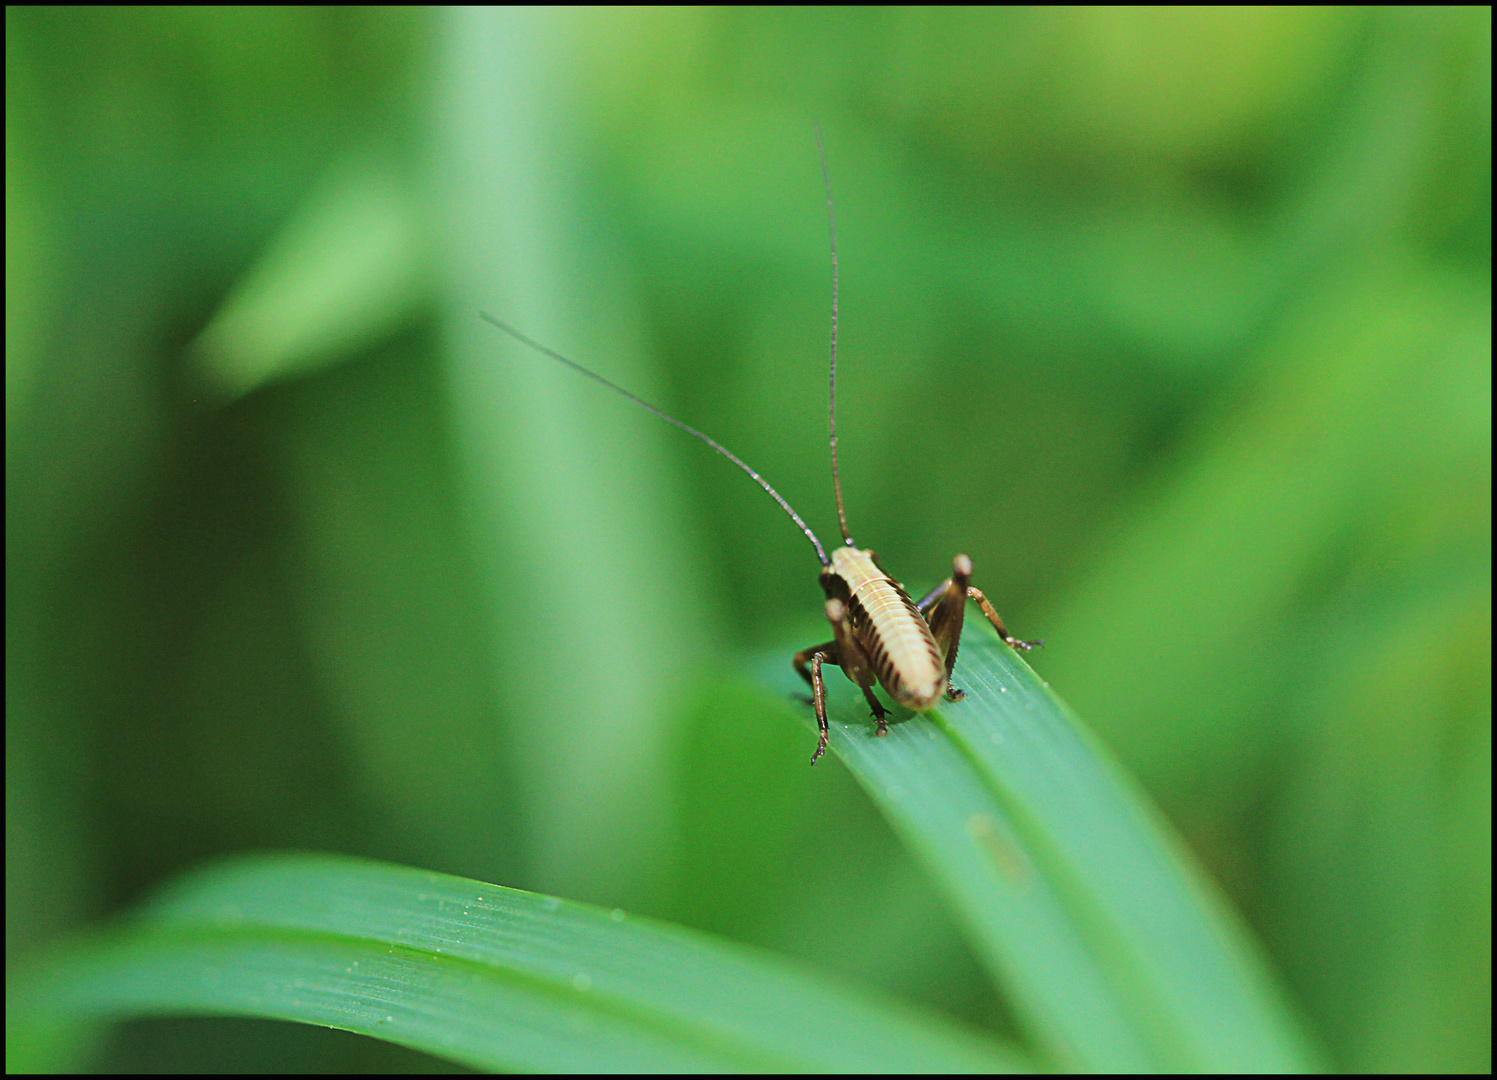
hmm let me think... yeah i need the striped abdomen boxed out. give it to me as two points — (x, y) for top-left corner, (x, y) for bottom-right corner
(826, 545), (946, 710)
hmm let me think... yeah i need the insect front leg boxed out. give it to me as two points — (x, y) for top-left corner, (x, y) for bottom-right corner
(919, 554), (1041, 700)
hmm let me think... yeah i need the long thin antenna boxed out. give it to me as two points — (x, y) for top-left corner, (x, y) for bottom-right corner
(480, 312), (830, 567)
(815, 123), (853, 546)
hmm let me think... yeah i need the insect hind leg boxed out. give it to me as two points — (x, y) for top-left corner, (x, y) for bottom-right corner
(793, 640), (838, 690)
(793, 641), (840, 764)
(921, 554), (1041, 700)
(967, 584), (1042, 651)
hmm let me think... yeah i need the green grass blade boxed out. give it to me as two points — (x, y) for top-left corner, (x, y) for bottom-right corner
(772, 629), (1319, 1072)
(6, 853), (1029, 1073)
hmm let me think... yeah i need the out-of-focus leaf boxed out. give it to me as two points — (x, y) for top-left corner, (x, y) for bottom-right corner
(193, 157), (429, 400)
(6, 853), (1029, 1074)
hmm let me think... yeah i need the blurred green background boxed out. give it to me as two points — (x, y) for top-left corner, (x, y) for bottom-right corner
(7, 7), (1488, 1073)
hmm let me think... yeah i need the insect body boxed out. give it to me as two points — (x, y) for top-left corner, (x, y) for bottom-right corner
(796, 545), (1037, 763)
(483, 133), (1038, 764)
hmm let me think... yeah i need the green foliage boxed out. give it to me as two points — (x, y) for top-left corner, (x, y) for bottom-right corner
(8, 6), (1488, 1073)
(8, 635), (1313, 1071)
(772, 631), (1317, 1071)
(8, 853), (1024, 1073)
